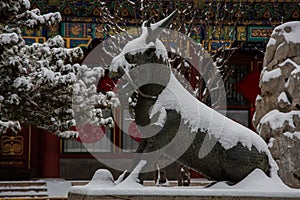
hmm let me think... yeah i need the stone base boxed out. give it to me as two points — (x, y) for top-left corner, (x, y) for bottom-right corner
(68, 193), (300, 200)
(68, 185), (300, 200)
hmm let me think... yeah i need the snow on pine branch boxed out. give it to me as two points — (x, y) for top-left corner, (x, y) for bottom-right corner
(0, 121), (21, 134)
(0, 33), (20, 46)
(16, 9), (62, 28)
(0, 1), (119, 137)
(0, 0), (59, 29)
(72, 68), (119, 129)
(0, 0), (30, 17)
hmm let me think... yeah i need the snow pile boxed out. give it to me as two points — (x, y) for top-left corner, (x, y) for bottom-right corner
(211, 169), (290, 192)
(69, 160), (147, 195)
(86, 169), (115, 187)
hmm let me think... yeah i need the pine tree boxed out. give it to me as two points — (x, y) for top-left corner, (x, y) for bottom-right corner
(0, 0), (118, 137)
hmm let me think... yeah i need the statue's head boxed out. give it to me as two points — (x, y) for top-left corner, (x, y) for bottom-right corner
(109, 11), (177, 99)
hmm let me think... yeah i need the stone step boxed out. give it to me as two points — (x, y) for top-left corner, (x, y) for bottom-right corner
(0, 181), (46, 187)
(0, 181), (48, 198)
(0, 190), (48, 197)
(0, 186), (47, 191)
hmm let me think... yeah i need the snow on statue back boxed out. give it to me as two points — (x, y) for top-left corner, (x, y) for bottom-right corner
(110, 11), (278, 183)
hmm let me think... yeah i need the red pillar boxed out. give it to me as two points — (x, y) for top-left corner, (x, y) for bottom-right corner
(39, 131), (60, 178)
(190, 66), (198, 90)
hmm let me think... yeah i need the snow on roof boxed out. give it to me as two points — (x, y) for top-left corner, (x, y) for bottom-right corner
(151, 73), (278, 176)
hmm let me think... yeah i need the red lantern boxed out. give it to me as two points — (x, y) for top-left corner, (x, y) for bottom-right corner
(72, 124), (105, 143)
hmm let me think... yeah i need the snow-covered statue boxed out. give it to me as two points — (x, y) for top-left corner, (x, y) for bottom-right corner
(110, 11), (278, 183)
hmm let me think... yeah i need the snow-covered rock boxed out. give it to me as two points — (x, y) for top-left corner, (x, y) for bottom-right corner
(254, 21), (300, 188)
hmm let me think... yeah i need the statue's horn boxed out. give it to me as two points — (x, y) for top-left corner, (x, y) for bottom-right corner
(145, 10), (178, 44)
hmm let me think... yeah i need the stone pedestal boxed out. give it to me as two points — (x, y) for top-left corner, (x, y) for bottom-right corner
(68, 193), (298, 200)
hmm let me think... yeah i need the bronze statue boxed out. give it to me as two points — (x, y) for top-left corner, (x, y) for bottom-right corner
(109, 10), (276, 184)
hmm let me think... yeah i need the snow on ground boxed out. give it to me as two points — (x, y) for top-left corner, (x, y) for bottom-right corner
(0, 190), (48, 197)
(0, 179), (71, 198)
(45, 179), (72, 197)
(69, 160), (300, 198)
(69, 169), (300, 198)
